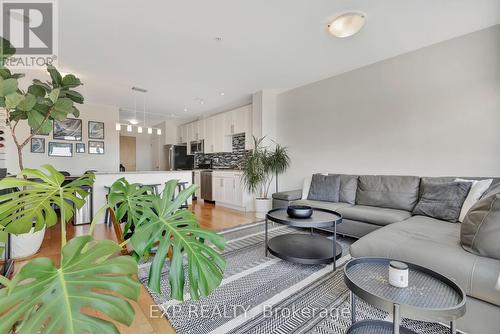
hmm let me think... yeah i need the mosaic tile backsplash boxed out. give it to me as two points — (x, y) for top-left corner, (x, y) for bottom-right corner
(194, 133), (248, 169)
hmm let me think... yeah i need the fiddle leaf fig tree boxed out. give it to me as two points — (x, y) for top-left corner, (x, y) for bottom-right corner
(0, 37), (83, 171)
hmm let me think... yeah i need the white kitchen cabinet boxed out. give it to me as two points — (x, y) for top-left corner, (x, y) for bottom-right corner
(193, 171), (201, 198)
(178, 124), (189, 144)
(204, 117), (215, 153)
(194, 119), (205, 141)
(212, 171), (253, 211)
(223, 105), (251, 136)
(178, 103), (252, 152)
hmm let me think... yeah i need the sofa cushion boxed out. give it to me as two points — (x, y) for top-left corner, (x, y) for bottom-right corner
(337, 205), (411, 226)
(350, 216), (500, 307)
(461, 186), (500, 260)
(413, 181), (471, 223)
(356, 175), (420, 211)
(338, 174), (358, 204)
(291, 199), (352, 212)
(307, 174), (340, 202)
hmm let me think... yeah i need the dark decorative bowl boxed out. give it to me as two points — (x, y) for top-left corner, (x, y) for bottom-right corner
(287, 205), (313, 219)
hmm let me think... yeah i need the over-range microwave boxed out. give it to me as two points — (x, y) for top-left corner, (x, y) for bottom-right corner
(190, 140), (204, 154)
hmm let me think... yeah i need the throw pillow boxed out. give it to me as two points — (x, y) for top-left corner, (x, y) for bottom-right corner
(461, 187), (500, 260)
(332, 174), (358, 204)
(307, 174), (341, 202)
(455, 178), (493, 222)
(412, 181), (472, 223)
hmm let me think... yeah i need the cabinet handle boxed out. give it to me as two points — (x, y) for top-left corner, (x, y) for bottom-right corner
(231, 124), (234, 134)
(180, 136), (182, 143)
(196, 133), (198, 140)
(211, 144), (214, 152)
(220, 178), (223, 187)
(233, 179), (235, 189)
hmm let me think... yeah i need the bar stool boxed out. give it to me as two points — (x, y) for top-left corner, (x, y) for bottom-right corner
(176, 181), (189, 209)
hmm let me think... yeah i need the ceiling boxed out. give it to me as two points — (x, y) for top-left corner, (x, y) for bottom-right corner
(56, 0), (500, 124)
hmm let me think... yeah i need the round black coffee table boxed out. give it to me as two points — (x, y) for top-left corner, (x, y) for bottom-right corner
(265, 207), (343, 270)
(344, 257), (466, 334)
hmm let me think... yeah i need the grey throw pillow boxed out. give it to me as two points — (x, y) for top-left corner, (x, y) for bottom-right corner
(412, 181), (472, 222)
(336, 174), (358, 204)
(308, 174), (341, 202)
(461, 187), (500, 260)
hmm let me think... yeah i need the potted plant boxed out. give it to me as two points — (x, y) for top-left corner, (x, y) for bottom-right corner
(0, 37), (86, 258)
(242, 136), (290, 218)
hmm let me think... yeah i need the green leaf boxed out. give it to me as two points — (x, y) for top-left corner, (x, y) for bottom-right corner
(53, 97), (73, 114)
(0, 235), (140, 334)
(71, 106), (80, 118)
(32, 79), (52, 92)
(62, 74), (82, 88)
(49, 87), (60, 103)
(17, 93), (37, 111)
(27, 109), (50, 133)
(65, 89), (84, 104)
(130, 180), (226, 300)
(47, 65), (62, 87)
(108, 178), (155, 236)
(0, 165), (95, 234)
(0, 37), (16, 61)
(5, 92), (24, 109)
(0, 77), (18, 97)
(27, 84), (46, 98)
(0, 67), (11, 79)
(8, 109), (27, 121)
(0, 229), (5, 258)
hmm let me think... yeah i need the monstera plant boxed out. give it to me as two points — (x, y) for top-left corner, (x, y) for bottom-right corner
(0, 167), (226, 332)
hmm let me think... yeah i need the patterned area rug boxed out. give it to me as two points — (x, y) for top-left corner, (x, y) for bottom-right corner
(138, 221), (457, 334)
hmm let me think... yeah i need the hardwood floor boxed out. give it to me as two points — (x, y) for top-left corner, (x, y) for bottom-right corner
(12, 200), (257, 334)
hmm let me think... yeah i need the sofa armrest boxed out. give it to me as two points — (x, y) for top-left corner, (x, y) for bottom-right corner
(272, 189), (302, 201)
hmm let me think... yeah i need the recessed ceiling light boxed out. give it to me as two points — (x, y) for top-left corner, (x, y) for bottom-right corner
(220, 92), (225, 96)
(328, 12), (366, 38)
(129, 119), (139, 125)
(200, 100), (205, 105)
(184, 107), (188, 112)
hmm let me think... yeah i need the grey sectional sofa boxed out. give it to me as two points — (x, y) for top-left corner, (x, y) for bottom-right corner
(272, 174), (500, 334)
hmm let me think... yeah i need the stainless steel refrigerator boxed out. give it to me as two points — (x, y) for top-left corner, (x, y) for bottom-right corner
(164, 144), (194, 170)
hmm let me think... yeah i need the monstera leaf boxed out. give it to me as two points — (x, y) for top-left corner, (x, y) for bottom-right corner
(107, 178), (155, 235)
(0, 165), (94, 234)
(0, 235), (140, 334)
(131, 180), (226, 300)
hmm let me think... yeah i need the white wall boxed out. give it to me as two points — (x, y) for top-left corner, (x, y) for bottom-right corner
(276, 25), (500, 190)
(6, 103), (120, 175)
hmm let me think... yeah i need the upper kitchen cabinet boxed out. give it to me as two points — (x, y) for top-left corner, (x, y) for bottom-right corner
(178, 103), (254, 153)
(224, 105), (252, 136)
(194, 119), (205, 141)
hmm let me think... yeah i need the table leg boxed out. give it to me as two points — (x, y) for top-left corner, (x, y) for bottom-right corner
(265, 217), (268, 257)
(393, 303), (400, 334)
(333, 222), (337, 271)
(450, 320), (456, 334)
(350, 291), (356, 324)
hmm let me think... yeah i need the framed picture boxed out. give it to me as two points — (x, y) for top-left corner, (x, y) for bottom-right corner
(53, 118), (82, 141)
(88, 121), (104, 139)
(76, 143), (85, 153)
(48, 142), (73, 157)
(88, 141), (104, 155)
(31, 138), (45, 153)
(31, 127), (50, 136)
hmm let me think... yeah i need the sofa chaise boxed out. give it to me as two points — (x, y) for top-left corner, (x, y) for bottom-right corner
(272, 174), (500, 334)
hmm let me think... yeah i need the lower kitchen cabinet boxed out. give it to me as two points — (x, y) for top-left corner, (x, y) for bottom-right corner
(193, 170), (201, 198)
(212, 171), (253, 211)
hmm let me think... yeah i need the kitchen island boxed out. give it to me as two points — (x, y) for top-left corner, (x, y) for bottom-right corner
(93, 171), (193, 223)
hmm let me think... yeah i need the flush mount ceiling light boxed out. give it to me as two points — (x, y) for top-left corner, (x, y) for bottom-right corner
(129, 119), (139, 125)
(328, 12), (366, 38)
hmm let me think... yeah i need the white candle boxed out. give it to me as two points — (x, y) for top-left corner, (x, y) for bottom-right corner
(389, 261), (409, 288)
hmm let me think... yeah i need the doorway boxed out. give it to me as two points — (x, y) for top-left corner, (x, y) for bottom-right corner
(120, 136), (136, 171)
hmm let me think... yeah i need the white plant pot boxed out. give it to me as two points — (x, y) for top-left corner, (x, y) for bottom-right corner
(11, 226), (46, 260)
(255, 198), (272, 219)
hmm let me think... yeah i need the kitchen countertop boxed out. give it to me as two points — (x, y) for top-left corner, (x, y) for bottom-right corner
(94, 170), (194, 175)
